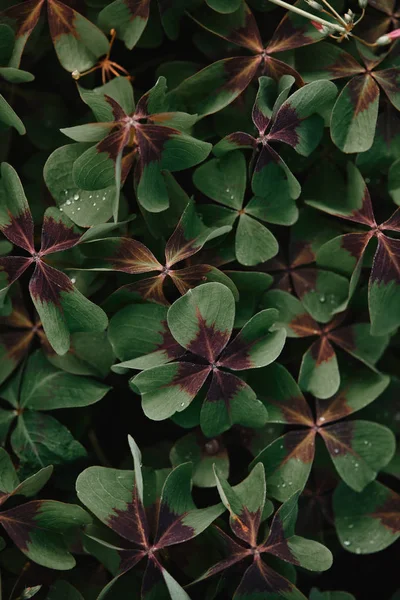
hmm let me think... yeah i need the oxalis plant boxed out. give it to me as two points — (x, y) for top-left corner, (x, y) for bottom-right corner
(0, 0), (399, 597)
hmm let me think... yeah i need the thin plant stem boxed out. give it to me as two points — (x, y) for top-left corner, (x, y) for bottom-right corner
(319, 0), (347, 26)
(267, 0), (346, 32)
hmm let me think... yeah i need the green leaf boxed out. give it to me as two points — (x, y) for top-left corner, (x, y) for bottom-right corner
(46, 581), (85, 600)
(98, 0), (150, 50)
(170, 431), (229, 488)
(11, 411), (87, 469)
(334, 480), (400, 553)
(235, 214), (279, 266)
(0, 93), (25, 134)
(331, 75), (380, 153)
(47, 0), (110, 73)
(0, 499), (91, 569)
(193, 151), (246, 210)
(18, 350), (110, 410)
(167, 282), (235, 361)
(321, 419), (396, 492)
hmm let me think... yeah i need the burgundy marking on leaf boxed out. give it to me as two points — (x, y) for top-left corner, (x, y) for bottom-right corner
(254, 143), (281, 173)
(217, 338), (253, 370)
(40, 215), (81, 255)
(108, 238), (163, 274)
(223, 131), (257, 150)
(169, 265), (211, 296)
(320, 421), (355, 457)
(373, 68), (400, 108)
(290, 241), (316, 267)
(29, 261), (73, 305)
(328, 325), (356, 355)
(119, 276), (168, 305)
(230, 506), (262, 547)
(224, 5), (263, 53)
(262, 54), (304, 86)
(187, 312), (231, 363)
(370, 494), (400, 533)
(316, 393), (353, 425)
(348, 74), (380, 118)
(281, 429), (316, 463)
(223, 56), (261, 94)
(290, 313), (320, 338)
(136, 124), (177, 165)
(206, 369), (245, 409)
(47, 0), (79, 39)
(341, 231), (372, 260)
(117, 548), (146, 575)
(97, 127), (131, 162)
(173, 363), (211, 396)
(268, 104), (301, 149)
(0, 330), (35, 363)
(195, 525), (247, 581)
(155, 506), (197, 548)
(263, 513), (299, 564)
(252, 104), (270, 136)
(0, 500), (40, 552)
(0, 0), (44, 44)
(371, 235), (400, 284)
(266, 12), (322, 54)
(268, 393), (314, 425)
(309, 337), (336, 365)
(165, 222), (200, 268)
(291, 268), (319, 301)
(0, 257), (32, 288)
(104, 95), (128, 121)
(380, 207), (400, 232)
(1, 210), (34, 254)
(236, 559), (294, 595)
(155, 319), (185, 360)
(107, 485), (149, 547)
(141, 554), (164, 596)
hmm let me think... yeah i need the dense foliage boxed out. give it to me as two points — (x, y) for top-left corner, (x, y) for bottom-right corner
(0, 0), (399, 597)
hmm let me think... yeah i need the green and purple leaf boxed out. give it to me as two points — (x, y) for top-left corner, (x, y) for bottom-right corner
(334, 480), (400, 553)
(29, 262), (108, 355)
(98, 0), (150, 50)
(331, 75), (380, 154)
(320, 420), (395, 492)
(201, 370), (268, 437)
(0, 500), (91, 569)
(109, 303), (184, 371)
(131, 362), (211, 421)
(167, 282), (235, 362)
(218, 309), (286, 370)
(47, 0), (109, 73)
(0, 162), (34, 253)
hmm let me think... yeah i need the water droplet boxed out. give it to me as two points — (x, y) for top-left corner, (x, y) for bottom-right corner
(59, 207), (63, 211)
(334, 448), (339, 454)
(281, 483), (286, 488)
(319, 294), (326, 303)
(73, 193), (80, 201)
(225, 188), (230, 193)
(70, 277), (76, 284)
(66, 200), (72, 205)
(354, 462), (359, 468)
(343, 540), (351, 546)
(288, 481), (293, 486)
(89, 194), (92, 199)
(180, 402), (185, 407)
(364, 440), (369, 445)
(319, 417), (326, 422)
(230, 195), (235, 200)
(348, 524), (354, 529)
(355, 547), (361, 554)
(77, 207), (81, 211)
(280, 444), (284, 449)
(102, 195), (106, 201)
(93, 203), (97, 207)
